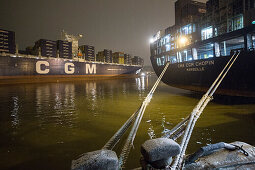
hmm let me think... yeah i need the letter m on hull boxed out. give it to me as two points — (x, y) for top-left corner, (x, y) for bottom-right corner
(86, 64), (96, 74)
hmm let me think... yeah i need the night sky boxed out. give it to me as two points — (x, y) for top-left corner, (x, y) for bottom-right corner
(0, 0), (206, 65)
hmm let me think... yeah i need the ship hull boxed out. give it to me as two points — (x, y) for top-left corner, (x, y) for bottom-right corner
(0, 54), (142, 84)
(151, 51), (255, 97)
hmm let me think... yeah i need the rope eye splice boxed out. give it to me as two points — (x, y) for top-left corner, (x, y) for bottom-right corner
(231, 144), (249, 156)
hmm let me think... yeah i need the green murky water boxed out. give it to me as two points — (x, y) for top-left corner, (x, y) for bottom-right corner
(0, 75), (255, 169)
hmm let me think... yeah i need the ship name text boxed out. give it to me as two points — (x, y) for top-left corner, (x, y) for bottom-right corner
(177, 60), (214, 72)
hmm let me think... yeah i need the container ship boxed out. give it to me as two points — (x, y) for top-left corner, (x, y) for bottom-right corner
(0, 29), (143, 84)
(150, 0), (255, 97)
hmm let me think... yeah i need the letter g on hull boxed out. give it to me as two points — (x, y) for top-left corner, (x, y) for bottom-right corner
(65, 63), (75, 74)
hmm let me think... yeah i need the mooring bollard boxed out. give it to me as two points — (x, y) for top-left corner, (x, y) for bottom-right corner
(71, 149), (118, 170)
(141, 138), (181, 169)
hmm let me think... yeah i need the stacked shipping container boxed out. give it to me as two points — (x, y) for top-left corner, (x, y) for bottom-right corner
(104, 49), (113, 63)
(96, 49), (113, 63)
(34, 39), (57, 58)
(57, 40), (72, 59)
(0, 28), (144, 66)
(132, 56), (144, 65)
(0, 29), (16, 54)
(113, 52), (124, 64)
(79, 45), (95, 61)
(124, 53), (132, 64)
(96, 51), (105, 62)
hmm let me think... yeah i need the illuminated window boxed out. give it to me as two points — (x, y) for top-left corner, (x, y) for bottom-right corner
(232, 15), (243, 31)
(164, 34), (170, 43)
(166, 44), (171, 52)
(157, 58), (162, 66)
(193, 24), (196, 33)
(197, 43), (214, 59)
(161, 56), (165, 65)
(214, 28), (218, 36)
(220, 36), (244, 56)
(181, 24), (192, 35)
(201, 26), (213, 40)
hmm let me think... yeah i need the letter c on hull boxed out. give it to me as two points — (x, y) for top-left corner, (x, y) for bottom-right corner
(36, 61), (50, 74)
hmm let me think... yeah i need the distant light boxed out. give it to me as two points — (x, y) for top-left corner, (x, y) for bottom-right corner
(179, 36), (188, 45)
(252, 21), (255, 24)
(141, 72), (146, 76)
(211, 44), (214, 47)
(149, 38), (155, 43)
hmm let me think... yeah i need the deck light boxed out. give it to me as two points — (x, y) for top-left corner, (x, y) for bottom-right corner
(150, 38), (155, 43)
(178, 36), (188, 47)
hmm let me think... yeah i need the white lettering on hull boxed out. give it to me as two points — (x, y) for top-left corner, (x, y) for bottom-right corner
(86, 64), (96, 74)
(35, 61), (97, 75)
(177, 60), (215, 72)
(65, 63), (75, 74)
(36, 61), (50, 74)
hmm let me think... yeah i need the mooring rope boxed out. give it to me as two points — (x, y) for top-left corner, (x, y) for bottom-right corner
(171, 50), (241, 170)
(118, 62), (170, 168)
(162, 115), (190, 138)
(102, 107), (141, 150)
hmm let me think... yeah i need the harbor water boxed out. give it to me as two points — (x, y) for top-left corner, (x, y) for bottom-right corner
(0, 75), (255, 169)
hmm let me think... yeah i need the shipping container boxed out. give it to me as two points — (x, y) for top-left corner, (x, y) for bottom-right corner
(132, 56), (144, 65)
(79, 45), (95, 61)
(113, 52), (124, 64)
(0, 28), (16, 54)
(124, 53), (132, 64)
(57, 40), (72, 59)
(104, 49), (113, 63)
(34, 39), (57, 58)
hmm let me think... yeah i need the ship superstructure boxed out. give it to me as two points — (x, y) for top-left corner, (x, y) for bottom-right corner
(150, 0), (255, 96)
(61, 30), (82, 57)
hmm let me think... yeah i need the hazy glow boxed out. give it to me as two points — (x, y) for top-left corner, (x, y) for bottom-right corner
(150, 37), (156, 44)
(179, 36), (188, 45)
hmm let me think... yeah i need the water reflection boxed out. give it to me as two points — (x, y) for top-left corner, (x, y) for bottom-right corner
(135, 76), (145, 91)
(35, 84), (77, 128)
(11, 96), (19, 127)
(86, 82), (98, 115)
(0, 76), (254, 170)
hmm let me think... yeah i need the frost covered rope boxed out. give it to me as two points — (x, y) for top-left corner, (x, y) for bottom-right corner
(171, 50), (241, 170)
(162, 115), (190, 139)
(102, 107), (141, 150)
(118, 62), (170, 168)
